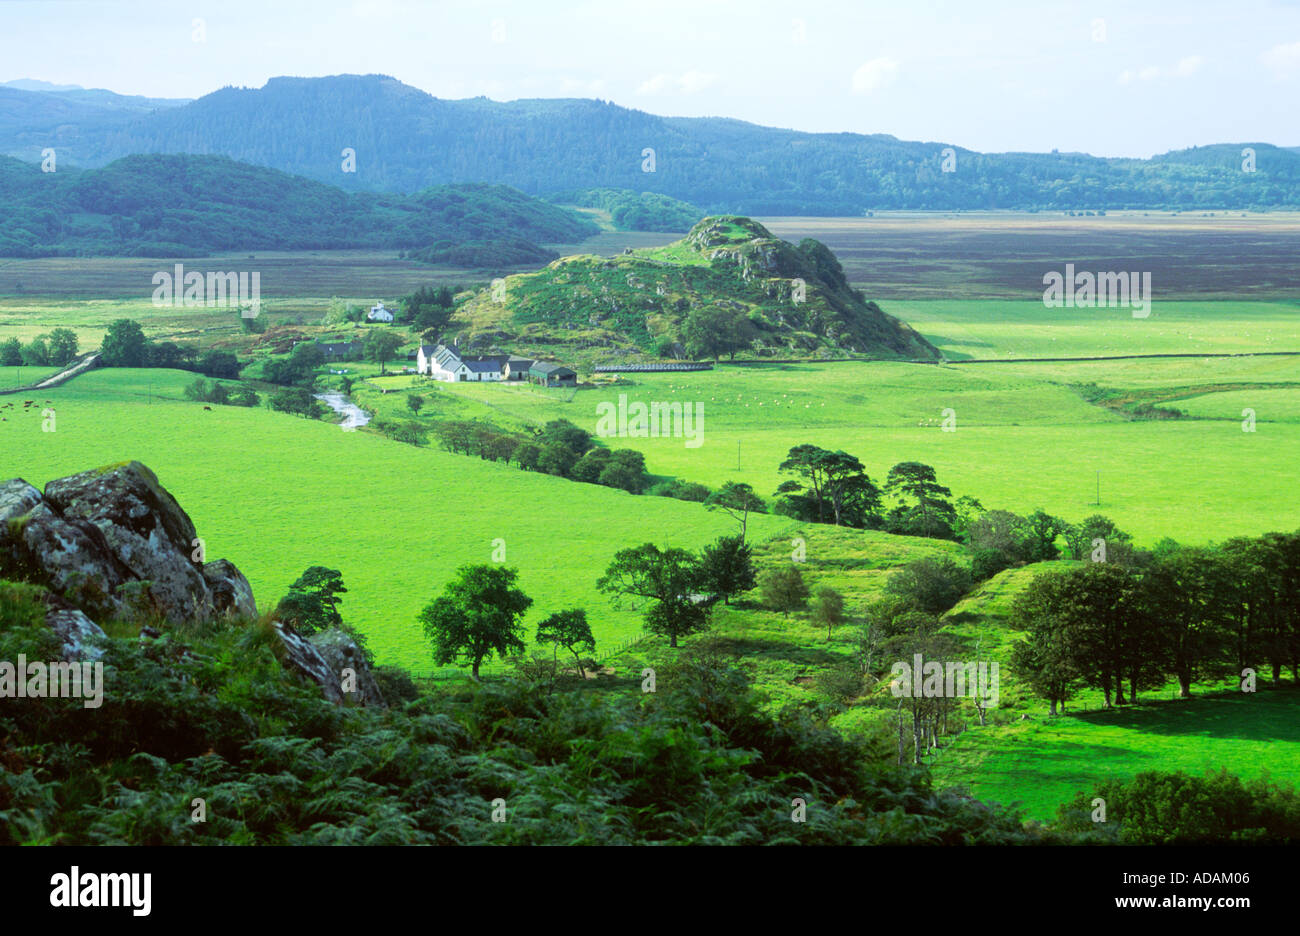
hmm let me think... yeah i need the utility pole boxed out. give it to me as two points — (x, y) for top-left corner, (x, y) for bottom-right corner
(736, 440), (741, 471)
(1096, 470), (1100, 507)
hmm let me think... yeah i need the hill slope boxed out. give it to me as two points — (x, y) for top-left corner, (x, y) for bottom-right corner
(4, 74), (1298, 211)
(0, 153), (597, 256)
(458, 216), (941, 360)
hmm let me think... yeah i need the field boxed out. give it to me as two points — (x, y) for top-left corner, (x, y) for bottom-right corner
(4, 212), (1299, 824)
(421, 351), (1300, 545)
(929, 689), (1300, 821)
(895, 299), (1300, 360)
(1, 367), (796, 675)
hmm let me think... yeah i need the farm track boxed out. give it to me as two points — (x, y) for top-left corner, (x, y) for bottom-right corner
(0, 352), (100, 396)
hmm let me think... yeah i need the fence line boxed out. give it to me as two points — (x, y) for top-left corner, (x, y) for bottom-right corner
(593, 363), (713, 373)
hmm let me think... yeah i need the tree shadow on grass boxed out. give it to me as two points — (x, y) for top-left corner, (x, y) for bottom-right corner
(1069, 687), (1300, 743)
(693, 634), (843, 667)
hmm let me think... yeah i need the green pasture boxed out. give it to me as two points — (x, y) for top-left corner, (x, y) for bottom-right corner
(928, 689), (1300, 822)
(0, 365), (62, 390)
(896, 299), (1300, 360)
(1, 367), (798, 675)
(424, 360), (1300, 545)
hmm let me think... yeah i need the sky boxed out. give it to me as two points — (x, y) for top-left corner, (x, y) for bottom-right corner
(2, 0), (1299, 157)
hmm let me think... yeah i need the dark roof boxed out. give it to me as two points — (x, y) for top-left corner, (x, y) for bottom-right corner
(530, 362), (575, 377)
(419, 344), (439, 355)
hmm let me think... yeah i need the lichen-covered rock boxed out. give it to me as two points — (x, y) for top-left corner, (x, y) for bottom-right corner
(0, 478), (42, 524)
(309, 628), (386, 708)
(202, 559), (257, 619)
(0, 462), (256, 627)
(46, 608), (107, 662)
(19, 502), (134, 620)
(44, 461), (209, 624)
(272, 622), (344, 704)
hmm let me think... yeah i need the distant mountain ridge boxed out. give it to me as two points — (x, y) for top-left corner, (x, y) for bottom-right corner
(1, 74), (1296, 213)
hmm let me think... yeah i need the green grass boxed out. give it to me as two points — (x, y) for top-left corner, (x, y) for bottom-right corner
(1174, 387), (1300, 422)
(928, 688), (1300, 821)
(0, 365), (62, 389)
(897, 299), (1300, 360)
(424, 359), (1300, 545)
(2, 367), (797, 675)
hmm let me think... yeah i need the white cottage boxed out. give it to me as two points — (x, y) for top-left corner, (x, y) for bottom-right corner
(367, 302), (395, 323)
(418, 343), (507, 382)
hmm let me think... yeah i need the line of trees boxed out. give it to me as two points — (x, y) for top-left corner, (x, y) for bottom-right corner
(184, 377), (260, 408)
(431, 417), (651, 494)
(99, 318), (241, 378)
(773, 446), (963, 539)
(0, 328), (78, 368)
(418, 534), (758, 677)
(1011, 531), (1300, 711)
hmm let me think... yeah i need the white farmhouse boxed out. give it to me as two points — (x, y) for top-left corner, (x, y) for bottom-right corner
(367, 302), (395, 323)
(418, 343), (507, 382)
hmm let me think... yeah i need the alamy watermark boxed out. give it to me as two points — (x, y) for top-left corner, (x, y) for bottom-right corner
(1, 655), (103, 708)
(1043, 263), (1151, 318)
(890, 654), (999, 707)
(152, 264), (261, 317)
(50, 866), (150, 916)
(595, 393), (704, 448)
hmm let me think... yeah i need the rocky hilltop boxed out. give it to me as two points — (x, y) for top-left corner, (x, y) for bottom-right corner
(456, 216), (942, 362)
(0, 461), (382, 707)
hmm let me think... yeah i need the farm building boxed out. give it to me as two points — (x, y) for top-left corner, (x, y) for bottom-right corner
(461, 355), (508, 381)
(367, 302), (395, 323)
(419, 344), (507, 382)
(529, 362), (577, 387)
(316, 341), (360, 360)
(418, 344), (574, 385)
(504, 357), (535, 380)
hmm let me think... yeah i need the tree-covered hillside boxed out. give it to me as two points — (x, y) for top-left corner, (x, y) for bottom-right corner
(0, 153), (598, 257)
(5, 74), (1298, 212)
(545, 188), (702, 232)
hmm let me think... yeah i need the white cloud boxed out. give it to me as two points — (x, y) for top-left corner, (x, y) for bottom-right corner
(1261, 40), (1300, 75)
(677, 70), (717, 94)
(1117, 56), (1203, 84)
(636, 71), (718, 95)
(851, 57), (899, 94)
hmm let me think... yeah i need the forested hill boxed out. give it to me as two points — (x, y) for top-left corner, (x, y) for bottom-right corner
(3, 73), (1298, 212)
(0, 153), (598, 257)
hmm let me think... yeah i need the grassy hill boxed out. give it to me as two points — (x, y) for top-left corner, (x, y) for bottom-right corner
(457, 216), (941, 360)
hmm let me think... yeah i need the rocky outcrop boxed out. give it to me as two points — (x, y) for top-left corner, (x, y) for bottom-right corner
(46, 608), (107, 662)
(268, 623), (387, 708)
(0, 461), (257, 624)
(310, 628), (386, 708)
(272, 622), (344, 705)
(201, 559), (257, 619)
